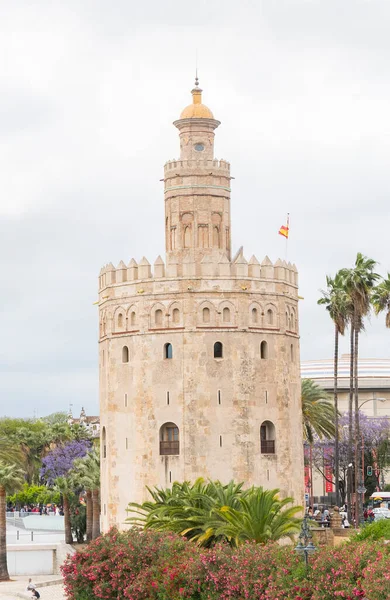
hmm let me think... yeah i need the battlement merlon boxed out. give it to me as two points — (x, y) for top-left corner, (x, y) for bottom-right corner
(98, 253), (299, 293)
(164, 158), (230, 174)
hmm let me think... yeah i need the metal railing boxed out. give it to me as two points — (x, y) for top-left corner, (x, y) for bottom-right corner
(160, 441), (180, 455)
(261, 440), (275, 454)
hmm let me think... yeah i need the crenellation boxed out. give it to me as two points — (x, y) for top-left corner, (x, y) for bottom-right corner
(99, 252), (302, 288)
(154, 256), (165, 278)
(248, 255), (261, 278)
(128, 258), (138, 281)
(261, 256), (274, 279)
(116, 261), (127, 283)
(138, 257), (152, 279)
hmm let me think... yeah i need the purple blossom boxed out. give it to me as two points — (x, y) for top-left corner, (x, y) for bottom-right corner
(41, 439), (91, 485)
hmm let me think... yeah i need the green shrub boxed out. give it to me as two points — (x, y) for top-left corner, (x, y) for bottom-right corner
(351, 518), (390, 541)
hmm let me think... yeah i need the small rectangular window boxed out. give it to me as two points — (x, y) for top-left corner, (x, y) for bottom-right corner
(218, 390), (221, 405)
(124, 393), (128, 407)
(219, 435), (223, 447)
(167, 391), (170, 405)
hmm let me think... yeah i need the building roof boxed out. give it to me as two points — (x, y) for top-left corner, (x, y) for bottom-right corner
(301, 355), (390, 390)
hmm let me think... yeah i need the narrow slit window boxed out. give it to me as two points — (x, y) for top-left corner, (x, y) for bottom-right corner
(167, 391), (170, 405)
(122, 346), (129, 363)
(124, 393), (128, 407)
(214, 342), (223, 359)
(219, 435), (223, 447)
(218, 390), (221, 405)
(260, 341), (268, 360)
(164, 343), (173, 359)
(265, 390), (268, 404)
(169, 470), (172, 483)
(290, 344), (294, 362)
(126, 437), (128, 450)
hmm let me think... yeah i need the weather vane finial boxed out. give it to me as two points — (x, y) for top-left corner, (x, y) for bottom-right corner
(195, 49), (199, 87)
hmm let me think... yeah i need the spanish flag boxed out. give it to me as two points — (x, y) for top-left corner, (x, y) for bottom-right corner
(279, 214), (290, 238)
(278, 225), (288, 238)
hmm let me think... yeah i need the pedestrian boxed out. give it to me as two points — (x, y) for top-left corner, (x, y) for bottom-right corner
(31, 589), (40, 599)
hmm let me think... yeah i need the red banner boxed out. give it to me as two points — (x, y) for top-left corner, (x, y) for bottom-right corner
(325, 466), (334, 493)
(304, 466), (310, 492)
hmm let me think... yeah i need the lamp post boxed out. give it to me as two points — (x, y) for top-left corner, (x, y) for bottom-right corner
(294, 515), (317, 570)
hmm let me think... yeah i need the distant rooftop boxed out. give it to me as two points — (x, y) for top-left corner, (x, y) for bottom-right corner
(301, 355), (390, 390)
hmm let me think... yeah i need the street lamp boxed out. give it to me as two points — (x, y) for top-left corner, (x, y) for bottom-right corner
(294, 515), (317, 570)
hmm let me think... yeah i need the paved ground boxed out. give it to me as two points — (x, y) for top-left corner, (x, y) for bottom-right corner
(0, 577), (65, 600)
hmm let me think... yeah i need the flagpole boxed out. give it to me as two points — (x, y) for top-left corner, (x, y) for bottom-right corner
(285, 213), (289, 261)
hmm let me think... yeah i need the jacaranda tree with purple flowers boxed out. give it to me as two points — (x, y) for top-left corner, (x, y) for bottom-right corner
(311, 412), (390, 503)
(41, 439), (91, 543)
(40, 439), (91, 485)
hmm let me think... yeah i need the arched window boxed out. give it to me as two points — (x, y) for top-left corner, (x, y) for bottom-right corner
(267, 309), (274, 325)
(102, 426), (107, 459)
(223, 307), (230, 323)
(290, 311), (295, 331)
(172, 308), (180, 324)
(130, 311), (136, 326)
(260, 341), (268, 360)
(214, 341), (223, 359)
(203, 307), (210, 323)
(122, 346), (129, 363)
(155, 309), (163, 327)
(290, 344), (294, 362)
(164, 343), (173, 359)
(260, 421), (275, 454)
(160, 422), (180, 455)
(118, 313), (123, 328)
(285, 312), (289, 328)
(252, 307), (258, 324)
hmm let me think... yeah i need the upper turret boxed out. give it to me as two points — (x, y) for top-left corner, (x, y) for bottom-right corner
(173, 77), (221, 162)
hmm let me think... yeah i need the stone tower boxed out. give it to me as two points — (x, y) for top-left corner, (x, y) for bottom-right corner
(99, 79), (304, 531)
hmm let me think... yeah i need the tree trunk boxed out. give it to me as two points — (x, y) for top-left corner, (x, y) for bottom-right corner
(86, 490), (93, 542)
(63, 493), (73, 545)
(334, 324), (340, 506)
(0, 486), (10, 581)
(92, 488), (100, 539)
(347, 322), (354, 522)
(354, 317), (362, 526)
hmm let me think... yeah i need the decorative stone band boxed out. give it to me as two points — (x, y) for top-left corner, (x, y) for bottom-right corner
(164, 184), (231, 193)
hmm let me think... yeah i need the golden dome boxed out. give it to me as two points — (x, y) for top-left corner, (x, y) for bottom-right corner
(179, 78), (214, 119)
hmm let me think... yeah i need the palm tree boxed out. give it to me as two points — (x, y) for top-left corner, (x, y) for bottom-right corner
(0, 463), (25, 581)
(372, 274), (390, 328)
(126, 479), (301, 547)
(54, 476), (74, 544)
(71, 449), (100, 540)
(318, 273), (349, 505)
(339, 253), (379, 523)
(301, 379), (335, 442)
(213, 487), (301, 546)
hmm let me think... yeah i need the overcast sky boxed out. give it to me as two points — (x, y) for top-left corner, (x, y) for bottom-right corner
(1, 0), (389, 418)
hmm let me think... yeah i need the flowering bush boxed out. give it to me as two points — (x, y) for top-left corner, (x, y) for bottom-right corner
(61, 528), (390, 600)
